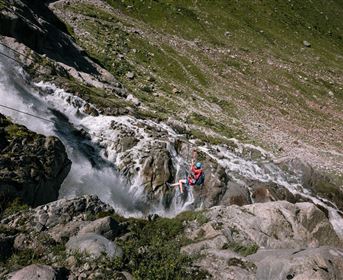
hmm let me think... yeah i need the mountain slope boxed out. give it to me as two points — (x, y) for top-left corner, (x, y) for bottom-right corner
(49, 0), (343, 174)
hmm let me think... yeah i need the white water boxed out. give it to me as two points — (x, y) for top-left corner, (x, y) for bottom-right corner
(0, 52), (193, 217)
(1, 50), (343, 237)
(33, 81), (195, 216)
(0, 54), (148, 217)
(196, 143), (343, 239)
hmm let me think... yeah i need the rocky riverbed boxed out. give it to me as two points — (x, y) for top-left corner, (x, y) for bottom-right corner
(1, 194), (343, 279)
(1, 0), (343, 279)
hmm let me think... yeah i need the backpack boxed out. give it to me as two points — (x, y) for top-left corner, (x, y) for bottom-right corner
(195, 172), (205, 186)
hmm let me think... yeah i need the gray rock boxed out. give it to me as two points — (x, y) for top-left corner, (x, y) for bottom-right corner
(125, 71), (135, 79)
(303, 40), (311, 47)
(66, 233), (122, 259)
(197, 249), (256, 280)
(248, 246), (343, 280)
(1, 195), (114, 234)
(48, 221), (87, 243)
(9, 264), (66, 280)
(277, 158), (343, 211)
(181, 201), (343, 279)
(220, 182), (251, 206)
(0, 114), (71, 209)
(126, 94), (140, 106)
(78, 216), (121, 239)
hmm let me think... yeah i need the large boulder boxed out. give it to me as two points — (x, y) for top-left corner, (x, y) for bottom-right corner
(220, 182), (252, 206)
(248, 247), (343, 280)
(66, 233), (123, 259)
(9, 264), (67, 280)
(181, 201), (343, 279)
(0, 113), (71, 210)
(204, 201), (342, 249)
(1, 195), (114, 233)
(78, 216), (121, 240)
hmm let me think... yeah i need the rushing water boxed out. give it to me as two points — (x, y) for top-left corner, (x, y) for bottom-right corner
(0, 51), (149, 217)
(1, 49), (343, 238)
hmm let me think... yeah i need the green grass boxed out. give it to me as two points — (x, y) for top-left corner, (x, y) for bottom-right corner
(223, 242), (259, 257)
(0, 0), (6, 10)
(50, 0), (343, 151)
(5, 124), (30, 138)
(187, 112), (241, 139)
(1, 198), (29, 218)
(104, 211), (208, 279)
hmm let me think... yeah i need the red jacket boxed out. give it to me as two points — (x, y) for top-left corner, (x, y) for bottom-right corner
(188, 164), (203, 185)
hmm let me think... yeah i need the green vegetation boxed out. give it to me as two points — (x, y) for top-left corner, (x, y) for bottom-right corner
(4, 249), (41, 268)
(1, 211), (208, 278)
(83, 210), (208, 279)
(188, 112), (241, 139)
(223, 241), (259, 257)
(115, 212), (208, 279)
(0, 0), (6, 10)
(1, 198), (29, 218)
(50, 0), (343, 153)
(5, 124), (30, 138)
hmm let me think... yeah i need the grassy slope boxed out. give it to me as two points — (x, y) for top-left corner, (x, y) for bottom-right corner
(52, 0), (342, 170)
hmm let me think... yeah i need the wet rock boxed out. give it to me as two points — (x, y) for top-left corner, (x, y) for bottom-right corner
(278, 158), (343, 211)
(0, 114), (71, 210)
(9, 264), (67, 280)
(250, 181), (301, 204)
(141, 148), (173, 194)
(220, 182), (252, 206)
(83, 103), (99, 116)
(66, 233), (123, 259)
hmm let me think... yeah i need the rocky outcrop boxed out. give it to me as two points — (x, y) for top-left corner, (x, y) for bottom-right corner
(0, 113), (71, 210)
(0, 195), (124, 279)
(1, 195), (343, 279)
(248, 247), (343, 280)
(0, 0), (97, 74)
(181, 201), (343, 279)
(279, 158), (343, 211)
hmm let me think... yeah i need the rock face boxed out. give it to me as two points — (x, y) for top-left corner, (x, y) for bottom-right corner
(248, 247), (343, 280)
(0, 0), (97, 74)
(0, 113), (71, 209)
(1, 195), (114, 233)
(181, 201), (343, 279)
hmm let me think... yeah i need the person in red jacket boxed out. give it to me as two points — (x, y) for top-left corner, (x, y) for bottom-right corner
(167, 159), (204, 193)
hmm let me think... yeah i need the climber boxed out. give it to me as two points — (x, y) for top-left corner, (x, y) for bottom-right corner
(167, 151), (205, 193)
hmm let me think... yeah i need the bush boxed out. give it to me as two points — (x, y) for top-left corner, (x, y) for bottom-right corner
(116, 215), (207, 279)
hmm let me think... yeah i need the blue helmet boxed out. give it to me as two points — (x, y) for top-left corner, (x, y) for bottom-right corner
(195, 162), (202, 169)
